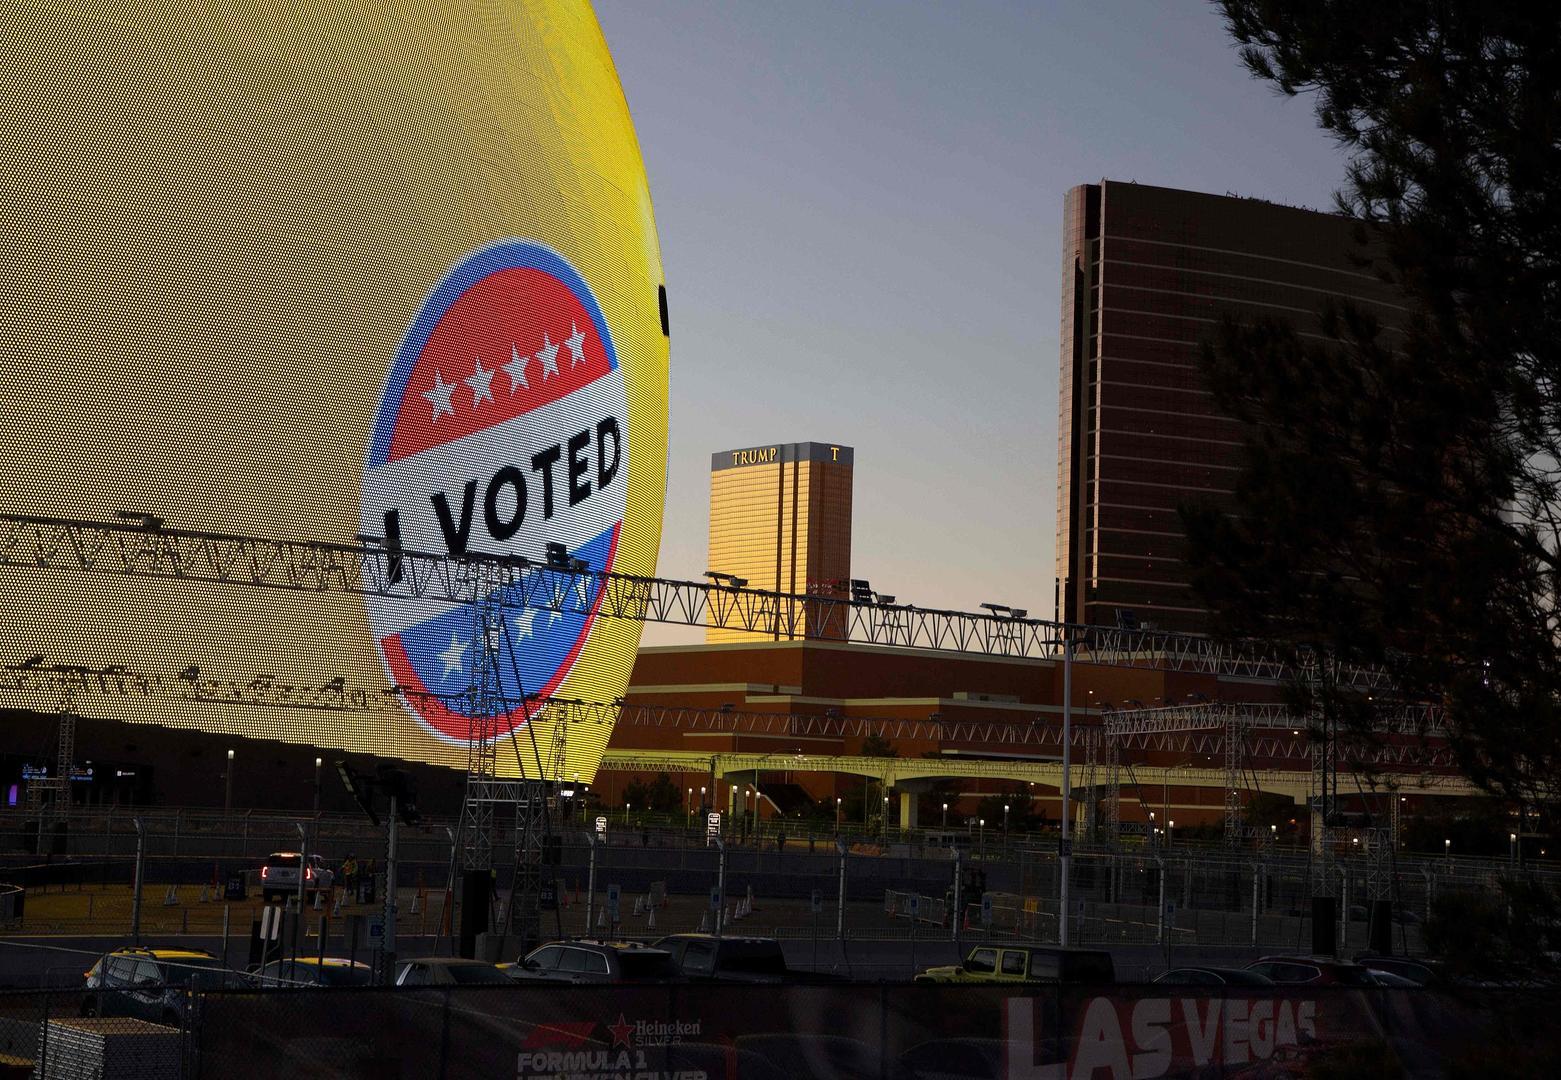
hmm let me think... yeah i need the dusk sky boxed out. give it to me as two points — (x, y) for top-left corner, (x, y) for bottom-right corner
(595, 1), (1350, 645)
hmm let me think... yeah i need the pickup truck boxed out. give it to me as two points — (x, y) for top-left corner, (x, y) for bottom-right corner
(258, 851), (335, 902)
(915, 943), (1114, 985)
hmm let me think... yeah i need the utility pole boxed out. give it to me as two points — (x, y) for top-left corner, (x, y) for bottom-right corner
(1059, 629), (1074, 947)
(383, 794), (399, 985)
(836, 836), (848, 941)
(290, 822), (308, 981)
(951, 847), (962, 947)
(585, 831), (599, 934)
(714, 836), (727, 940)
(130, 817), (145, 944)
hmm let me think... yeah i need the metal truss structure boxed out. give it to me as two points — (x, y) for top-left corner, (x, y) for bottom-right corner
(0, 510), (1452, 897)
(0, 512), (1390, 684)
(1097, 701), (1455, 855)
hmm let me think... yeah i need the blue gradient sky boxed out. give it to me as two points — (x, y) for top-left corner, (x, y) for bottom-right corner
(594, 1), (1347, 645)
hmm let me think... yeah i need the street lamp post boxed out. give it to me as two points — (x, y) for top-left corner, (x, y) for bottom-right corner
(313, 757), (322, 816)
(1167, 819), (1174, 848)
(882, 794), (889, 839)
(1003, 804), (1010, 843)
(835, 796), (842, 831)
(1511, 832), (1519, 867)
(1445, 838), (1451, 860)
(625, 801), (631, 825)
(224, 749), (235, 816)
(979, 818), (985, 859)
(942, 802), (948, 828)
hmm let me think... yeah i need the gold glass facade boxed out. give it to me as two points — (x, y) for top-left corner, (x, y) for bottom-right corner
(708, 442), (853, 642)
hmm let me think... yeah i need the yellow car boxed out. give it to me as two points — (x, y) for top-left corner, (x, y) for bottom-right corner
(82, 946), (228, 1024)
(915, 944), (1114, 985)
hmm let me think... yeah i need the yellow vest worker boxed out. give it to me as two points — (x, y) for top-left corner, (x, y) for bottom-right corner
(0, 2), (669, 783)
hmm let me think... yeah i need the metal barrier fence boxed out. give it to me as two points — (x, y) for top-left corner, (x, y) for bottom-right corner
(0, 988), (191, 1078)
(6, 806), (1557, 957)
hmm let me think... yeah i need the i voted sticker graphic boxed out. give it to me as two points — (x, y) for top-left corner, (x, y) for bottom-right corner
(362, 241), (627, 742)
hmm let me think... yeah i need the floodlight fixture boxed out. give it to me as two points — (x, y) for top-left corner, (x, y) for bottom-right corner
(114, 510), (165, 531)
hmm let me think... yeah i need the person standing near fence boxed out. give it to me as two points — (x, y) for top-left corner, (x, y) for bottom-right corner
(341, 853), (358, 894)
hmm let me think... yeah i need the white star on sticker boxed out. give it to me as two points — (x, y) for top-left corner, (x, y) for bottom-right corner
(504, 343), (530, 392)
(511, 606), (539, 641)
(465, 356), (495, 407)
(536, 333), (560, 380)
(564, 322), (586, 368)
(438, 633), (469, 677)
(422, 370), (457, 421)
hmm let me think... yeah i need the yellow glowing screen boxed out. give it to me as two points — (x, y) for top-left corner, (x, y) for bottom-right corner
(0, 1), (668, 780)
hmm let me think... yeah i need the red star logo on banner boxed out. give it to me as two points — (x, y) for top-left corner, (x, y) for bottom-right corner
(608, 1014), (634, 1049)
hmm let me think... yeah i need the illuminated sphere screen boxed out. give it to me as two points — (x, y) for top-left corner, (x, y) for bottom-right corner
(0, 1), (669, 780)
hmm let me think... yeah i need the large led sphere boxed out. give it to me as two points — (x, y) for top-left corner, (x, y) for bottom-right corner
(0, 1), (668, 780)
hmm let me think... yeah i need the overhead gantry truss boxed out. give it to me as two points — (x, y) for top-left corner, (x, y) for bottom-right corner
(0, 512), (1388, 686)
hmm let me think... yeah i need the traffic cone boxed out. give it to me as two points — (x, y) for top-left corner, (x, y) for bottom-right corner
(332, 890), (344, 916)
(647, 908), (656, 930)
(633, 896), (643, 917)
(596, 907), (606, 930)
(697, 913), (708, 933)
(410, 890), (422, 916)
(162, 884), (178, 906)
(197, 884), (209, 904)
(312, 890), (323, 911)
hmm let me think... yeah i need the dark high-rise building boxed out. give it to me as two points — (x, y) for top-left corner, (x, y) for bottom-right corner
(708, 441), (853, 642)
(1055, 181), (1402, 632)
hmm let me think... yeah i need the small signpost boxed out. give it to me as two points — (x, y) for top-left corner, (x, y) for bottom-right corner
(981, 894), (993, 928)
(595, 815), (608, 836)
(606, 883), (621, 925)
(706, 812), (721, 847)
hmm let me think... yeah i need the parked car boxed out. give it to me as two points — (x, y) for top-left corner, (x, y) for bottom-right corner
(651, 935), (793, 984)
(255, 957), (373, 987)
(507, 940), (679, 984)
(396, 957), (511, 986)
(259, 851), (335, 902)
(1354, 954), (1442, 986)
(1245, 956), (1376, 987)
(915, 944), (1114, 985)
(1153, 966), (1275, 987)
(1365, 968), (1422, 988)
(81, 947), (232, 1025)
